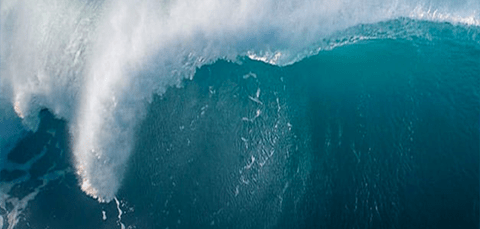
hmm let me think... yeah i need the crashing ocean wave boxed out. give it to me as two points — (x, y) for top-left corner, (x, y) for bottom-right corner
(1, 0), (479, 203)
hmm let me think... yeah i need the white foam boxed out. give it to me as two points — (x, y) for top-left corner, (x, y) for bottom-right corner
(410, 6), (480, 26)
(114, 197), (125, 229)
(102, 210), (107, 221)
(1, 0), (479, 203)
(0, 170), (66, 229)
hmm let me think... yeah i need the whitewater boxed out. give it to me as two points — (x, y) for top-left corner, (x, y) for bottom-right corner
(0, 0), (479, 228)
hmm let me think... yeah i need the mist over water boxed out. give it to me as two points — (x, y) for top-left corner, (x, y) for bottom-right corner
(1, 1), (479, 223)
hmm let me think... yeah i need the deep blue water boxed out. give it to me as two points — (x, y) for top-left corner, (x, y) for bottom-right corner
(1, 19), (480, 229)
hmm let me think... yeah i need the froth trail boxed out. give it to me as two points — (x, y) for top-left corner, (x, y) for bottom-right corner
(1, 0), (479, 202)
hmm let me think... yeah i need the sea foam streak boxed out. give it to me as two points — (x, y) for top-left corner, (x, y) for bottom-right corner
(1, 0), (479, 202)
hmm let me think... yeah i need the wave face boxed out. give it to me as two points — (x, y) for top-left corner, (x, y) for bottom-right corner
(120, 31), (480, 228)
(1, 0), (480, 204)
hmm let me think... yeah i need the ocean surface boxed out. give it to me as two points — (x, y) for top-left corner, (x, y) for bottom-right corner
(1, 1), (479, 229)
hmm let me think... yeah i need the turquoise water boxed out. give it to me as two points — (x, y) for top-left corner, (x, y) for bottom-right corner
(1, 2), (480, 229)
(118, 25), (480, 228)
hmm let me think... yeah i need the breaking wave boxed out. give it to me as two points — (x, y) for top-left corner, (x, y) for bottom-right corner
(1, 0), (479, 203)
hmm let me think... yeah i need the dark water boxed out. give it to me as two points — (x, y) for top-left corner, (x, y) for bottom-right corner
(3, 24), (480, 229)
